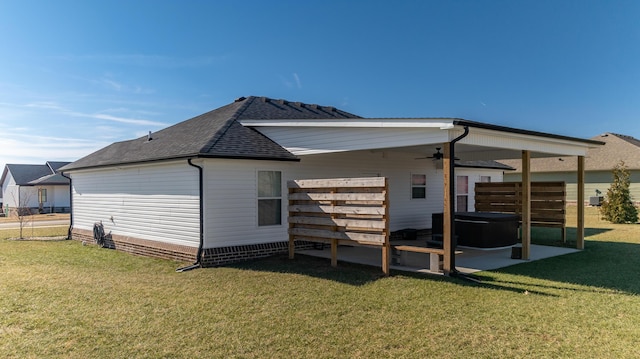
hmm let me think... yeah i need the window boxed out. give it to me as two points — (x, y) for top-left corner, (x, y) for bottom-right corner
(480, 176), (491, 183)
(38, 188), (47, 203)
(411, 174), (427, 199)
(258, 171), (282, 226)
(456, 176), (468, 211)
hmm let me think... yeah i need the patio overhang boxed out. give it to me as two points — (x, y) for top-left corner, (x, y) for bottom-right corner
(245, 117), (604, 276)
(242, 117), (602, 159)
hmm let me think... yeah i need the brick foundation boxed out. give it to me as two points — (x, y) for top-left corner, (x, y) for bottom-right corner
(71, 228), (314, 267)
(71, 228), (198, 262)
(200, 241), (315, 267)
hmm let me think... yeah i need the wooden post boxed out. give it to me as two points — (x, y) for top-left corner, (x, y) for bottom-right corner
(382, 179), (390, 276)
(577, 156), (585, 249)
(330, 187), (338, 267)
(288, 186), (295, 259)
(331, 239), (338, 267)
(521, 150), (531, 260)
(442, 144), (453, 275)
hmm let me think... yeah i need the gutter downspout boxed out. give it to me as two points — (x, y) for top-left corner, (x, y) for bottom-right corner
(176, 158), (204, 272)
(60, 172), (73, 239)
(448, 125), (469, 277)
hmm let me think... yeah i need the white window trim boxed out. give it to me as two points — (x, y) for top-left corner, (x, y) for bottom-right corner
(256, 170), (283, 227)
(410, 173), (427, 200)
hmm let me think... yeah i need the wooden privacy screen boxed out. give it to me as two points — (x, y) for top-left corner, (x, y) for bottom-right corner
(288, 177), (391, 274)
(475, 181), (567, 241)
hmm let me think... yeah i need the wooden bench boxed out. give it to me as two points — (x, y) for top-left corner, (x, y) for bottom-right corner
(391, 245), (461, 272)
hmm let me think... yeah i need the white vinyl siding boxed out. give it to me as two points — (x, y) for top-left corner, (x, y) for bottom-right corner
(2, 174), (20, 209)
(35, 185), (70, 210)
(70, 161), (200, 247)
(455, 168), (504, 212)
(202, 150), (454, 248)
(68, 153), (504, 251)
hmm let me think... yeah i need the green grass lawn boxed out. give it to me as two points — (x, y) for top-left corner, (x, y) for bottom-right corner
(1, 208), (640, 358)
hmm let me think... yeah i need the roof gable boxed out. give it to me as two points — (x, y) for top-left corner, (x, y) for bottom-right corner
(47, 161), (71, 172)
(5, 164), (52, 185)
(2, 162), (70, 186)
(62, 96), (361, 171)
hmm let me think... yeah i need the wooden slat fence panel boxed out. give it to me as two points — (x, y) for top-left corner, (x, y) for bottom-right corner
(288, 177), (390, 274)
(475, 181), (567, 241)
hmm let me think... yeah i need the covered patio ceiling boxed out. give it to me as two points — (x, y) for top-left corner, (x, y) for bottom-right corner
(242, 117), (602, 160)
(245, 117), (604, 276)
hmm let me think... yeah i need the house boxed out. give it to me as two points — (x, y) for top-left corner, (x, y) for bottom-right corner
(60, 96), (601, 273)
(1, 161), (71, 215)
(500, 133), (640, 204)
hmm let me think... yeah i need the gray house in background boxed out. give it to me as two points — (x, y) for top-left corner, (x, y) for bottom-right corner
(1, 161), (71, 215)
(501, 133), (640, 204)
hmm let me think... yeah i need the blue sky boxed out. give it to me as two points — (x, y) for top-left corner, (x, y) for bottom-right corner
(1, 0), (639, 166)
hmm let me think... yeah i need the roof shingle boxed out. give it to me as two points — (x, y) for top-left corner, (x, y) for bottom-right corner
(61, 96), (361, 171)
(1, 162), (71, 186)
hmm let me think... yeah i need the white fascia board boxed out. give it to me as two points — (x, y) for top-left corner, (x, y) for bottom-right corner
(240, 118), (456, 129)
(459, 127), (594, 156)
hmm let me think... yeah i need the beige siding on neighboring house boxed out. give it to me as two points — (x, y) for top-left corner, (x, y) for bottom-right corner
(501, 133), (640, 204)
(504, 171), (640, 203)
(70, 161), (200, 247)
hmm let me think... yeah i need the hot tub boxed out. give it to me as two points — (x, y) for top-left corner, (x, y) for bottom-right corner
(432, 212), (519, 248)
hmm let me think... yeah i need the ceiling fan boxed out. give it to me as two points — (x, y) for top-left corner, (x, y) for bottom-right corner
(415, 147), (459, 160)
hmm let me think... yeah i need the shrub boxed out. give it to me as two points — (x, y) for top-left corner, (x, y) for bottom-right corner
(600, 161), (638, 224)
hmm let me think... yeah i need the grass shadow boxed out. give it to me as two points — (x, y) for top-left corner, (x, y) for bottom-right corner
(225, 253), (388, 286)
(531, 226), (612, 247)
(482, 240), (640, 295)
(226, 253), (568, 296)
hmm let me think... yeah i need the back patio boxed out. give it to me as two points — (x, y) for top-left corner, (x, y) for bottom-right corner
(300, 236), (579, 275)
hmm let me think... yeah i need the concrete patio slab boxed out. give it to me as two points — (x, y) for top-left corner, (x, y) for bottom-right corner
(299, 242), (580, 275)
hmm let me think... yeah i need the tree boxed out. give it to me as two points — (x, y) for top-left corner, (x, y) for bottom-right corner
(600, 161), (638, 224)
(10, 188), (35, 239)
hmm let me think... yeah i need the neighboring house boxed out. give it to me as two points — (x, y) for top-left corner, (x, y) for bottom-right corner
(60, 96), (599, 266)
(1, 161), (71, 215)
(500, 133), (640, 204)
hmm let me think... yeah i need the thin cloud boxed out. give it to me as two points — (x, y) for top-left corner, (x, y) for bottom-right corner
(281, 73), (303, 89)
(25, 101), (66, 111)
(102, 78), (123, 91)
(1, 134), (108, 164)
(21, 100), (168, 127)
(89, 113), (167, 127)
(293, 73), (302, 89)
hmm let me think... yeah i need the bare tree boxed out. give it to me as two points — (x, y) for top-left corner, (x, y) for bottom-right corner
(10, 188), (34, 239)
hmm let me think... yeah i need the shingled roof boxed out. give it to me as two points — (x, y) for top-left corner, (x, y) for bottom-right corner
(61, 96), (361, 171)
(455, 160), (514, 171)
(499, 132), (640, 172)
(1, 161), (71, 186)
